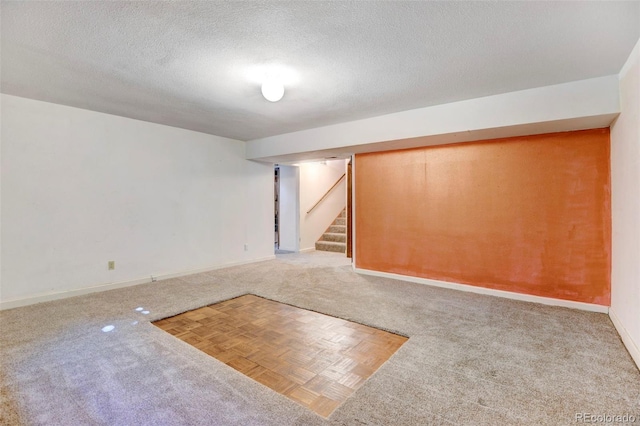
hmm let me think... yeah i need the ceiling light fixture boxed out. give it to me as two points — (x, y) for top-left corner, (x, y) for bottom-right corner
(261, 78), (284, 102)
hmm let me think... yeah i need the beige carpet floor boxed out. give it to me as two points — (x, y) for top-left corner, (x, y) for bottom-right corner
(1, 251), (638, 425)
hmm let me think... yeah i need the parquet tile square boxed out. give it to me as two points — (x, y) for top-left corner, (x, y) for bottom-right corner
(152, 294), (407, 418)
(286, 386), (319, 405)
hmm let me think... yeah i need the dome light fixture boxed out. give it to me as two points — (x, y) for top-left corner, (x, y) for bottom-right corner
(261, 78), (284, 102)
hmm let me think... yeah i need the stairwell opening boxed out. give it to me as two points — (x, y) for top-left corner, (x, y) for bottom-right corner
(275, 159), (350, 256)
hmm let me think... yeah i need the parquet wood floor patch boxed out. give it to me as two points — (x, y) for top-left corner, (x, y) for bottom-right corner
(152, 294), (407, 417)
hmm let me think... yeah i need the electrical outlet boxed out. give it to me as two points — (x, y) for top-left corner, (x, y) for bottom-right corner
(244, 244), (249, 251)
(108, 261), (115, 270)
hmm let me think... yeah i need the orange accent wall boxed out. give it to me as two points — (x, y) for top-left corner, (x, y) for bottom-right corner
(355, 129), (611, 305)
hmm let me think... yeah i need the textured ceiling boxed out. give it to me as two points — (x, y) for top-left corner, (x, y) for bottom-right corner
(1, 1), (639, 141)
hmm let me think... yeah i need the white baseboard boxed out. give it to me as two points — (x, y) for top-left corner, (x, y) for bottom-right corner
(609, 308), (640, 371)
(0, 255), (276, 311)
(299, 247), (316, 253)
(354, 267), (609, 313)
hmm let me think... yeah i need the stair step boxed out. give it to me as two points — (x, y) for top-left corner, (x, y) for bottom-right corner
(338, 209), (346, 218)
(321, 232), (346, 243)
(315, 241), (346, 253)
(327, 224), (346, 234)
(333, 217), (346, 226)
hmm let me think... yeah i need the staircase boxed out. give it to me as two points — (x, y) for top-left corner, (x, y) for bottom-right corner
(315, 209), (347, 253)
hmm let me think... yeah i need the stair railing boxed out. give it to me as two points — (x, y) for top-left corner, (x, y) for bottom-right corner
(306, 173), (346, 214)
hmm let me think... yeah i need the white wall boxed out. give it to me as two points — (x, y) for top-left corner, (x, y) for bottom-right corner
(246, 76), (620, 163)
(277, 165), (299, 252)
(299, 159), (346, 251)
(610, 38), (640, 370)
(0, 94), (274, 308)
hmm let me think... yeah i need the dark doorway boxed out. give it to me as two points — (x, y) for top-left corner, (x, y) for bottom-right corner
(274, 165), (280, 250)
